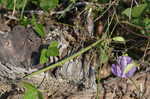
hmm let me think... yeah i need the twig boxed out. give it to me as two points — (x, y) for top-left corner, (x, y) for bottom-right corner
(141, 41), (150, 63)
(120, 24), (150, 39)
(120, 21), (143, 30)
(94, 0), (118, 22)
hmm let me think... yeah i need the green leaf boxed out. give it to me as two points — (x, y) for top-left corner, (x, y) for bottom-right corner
(16, 0), (27, 9)
(112, 36), (125, 43)
(23, 89), (38, 99)
(20, 16), (31, 26)
(5, 0), (27, 10)
(6, 0), (14, 9)
(49, 41), (59, 47)
(143, 18), (150, 36)
(31, 15), (46, 37)
(22, 82), (37, 92)
(132, 4), (147, 17)
(31, 0), (39, 5)
(40, 49), (48, 64)
(144, 18), (150, 27)
(47, 47), (59, 57)
(122, 8), (132, 18)
(40, 41), (59, 64)
(21, 81), (44, 99)
(33, 24), (46, 38)
(39, 0), (59, 11)
(47, 41), (59, 57)
(37, 91), (44, 99)
(31, 15), (36, 25)
(122, 4), (148, 18)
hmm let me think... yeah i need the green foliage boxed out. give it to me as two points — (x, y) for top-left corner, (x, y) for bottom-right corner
(6, 0), (14, 9)
(40, 41), (59, 64)
(98, 0), (110, 3)
(112, 36), (126, 43)
(40, 49), (48, 64)
(133, 17), (150, 36)
(0, 0), (58, 11)
(31, 15), (46, 38)
(97, 37), (109, 64)
(131, 4), (148, 18)
(122, 3), (148, 18)
(0, 0), (27, 10)
(31, 15), (36, 25)
(70, 0), (77, 3)
(21, 81), (44, 99)
(122, 3), (149, 36)
(20, 15), (46, 37)
(143, 18), (150, 36)
(25, 39), (103, 78)
(122, 8), (131, 18)
(39, 0), (59, 11)
(47, 41), (59, 57)
(16, 0), (27, 10)
(20, 16), (31, 27)
(131, 17), (150, 36)
(33, 24), (46, 38)
(99, 47), (109, 64)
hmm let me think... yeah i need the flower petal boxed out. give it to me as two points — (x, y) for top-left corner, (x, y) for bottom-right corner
(125, 56), (132, 64)
(111, 56), (137, 78)
(111, 64), (117, 76)
(112, 64), (122, 77)
(118, 56), (132, 71)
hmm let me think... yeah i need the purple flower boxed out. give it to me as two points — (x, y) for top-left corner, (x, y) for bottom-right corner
(111, 56), (137, 78)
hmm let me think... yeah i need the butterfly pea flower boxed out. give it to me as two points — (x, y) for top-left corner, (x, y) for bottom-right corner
(111, 56), (137, 78)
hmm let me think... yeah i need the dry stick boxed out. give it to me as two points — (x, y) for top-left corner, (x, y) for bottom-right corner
(25, 39), (105, 78)
(120, 23), (150, 39)
(121, 21), (143, 30)
(141, 41), (150, 64)
(94, 0), (118, 22)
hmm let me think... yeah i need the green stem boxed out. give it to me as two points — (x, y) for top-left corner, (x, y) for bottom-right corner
(20, 0), (28, 19)
(25, 39), (104, 78)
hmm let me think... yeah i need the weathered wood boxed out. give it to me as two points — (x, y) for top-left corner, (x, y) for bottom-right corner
(0, 25), (41, 81)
